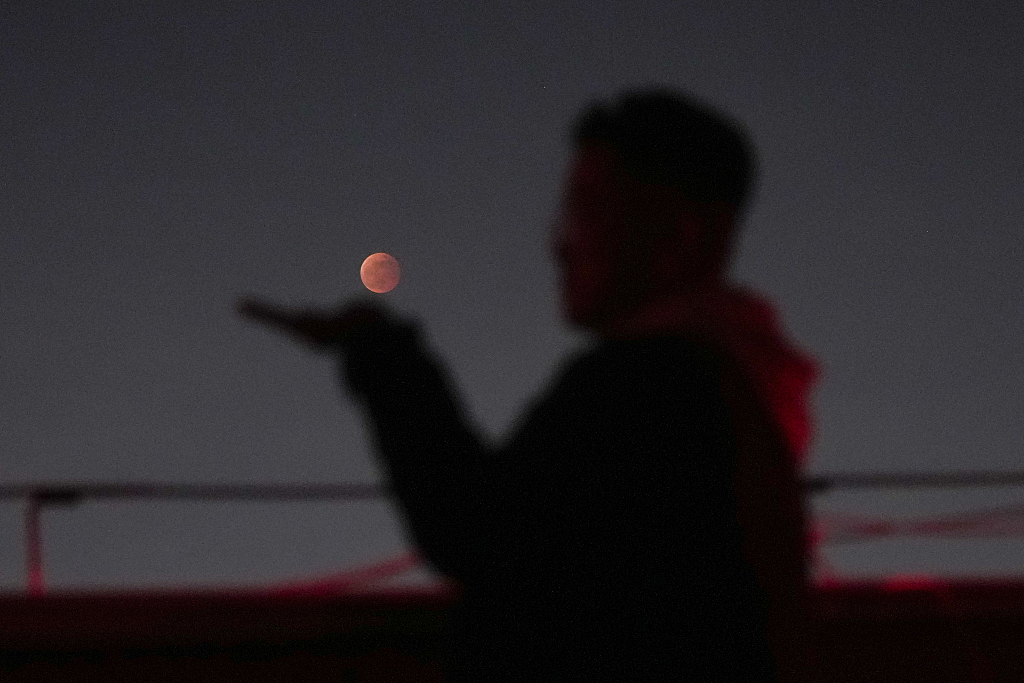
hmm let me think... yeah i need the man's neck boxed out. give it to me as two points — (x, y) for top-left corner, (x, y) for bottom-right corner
(595, 275), (728, 341)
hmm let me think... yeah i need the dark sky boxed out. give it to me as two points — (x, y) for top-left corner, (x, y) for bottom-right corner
(2, 1), (1023, 590)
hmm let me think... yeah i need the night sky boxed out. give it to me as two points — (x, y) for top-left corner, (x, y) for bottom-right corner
(2, 1), (1023, 591)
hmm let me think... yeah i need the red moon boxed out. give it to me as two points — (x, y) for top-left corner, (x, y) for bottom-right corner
(360, 252), (401, 293)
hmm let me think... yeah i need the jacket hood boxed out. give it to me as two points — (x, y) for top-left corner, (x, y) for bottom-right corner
(612, 282), (822, 466)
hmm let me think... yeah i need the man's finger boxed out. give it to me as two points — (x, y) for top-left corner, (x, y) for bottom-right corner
(236, 295), (391, 349)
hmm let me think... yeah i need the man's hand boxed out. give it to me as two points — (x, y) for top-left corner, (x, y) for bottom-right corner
(236, 296), (389, 350)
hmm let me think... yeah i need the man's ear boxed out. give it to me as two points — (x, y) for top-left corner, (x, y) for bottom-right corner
(651, 230), (694, 285)
(683, 201), (735, 268)
(653, 206), (732, 285)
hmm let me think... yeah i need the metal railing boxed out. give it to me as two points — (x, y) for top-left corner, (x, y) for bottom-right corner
(805, 471), (1024, 493)
(1, 483), (391, 596)
(5, 471), (1024, 595)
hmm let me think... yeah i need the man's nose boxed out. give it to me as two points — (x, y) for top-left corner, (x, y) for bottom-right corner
(549, 221), (569, 264)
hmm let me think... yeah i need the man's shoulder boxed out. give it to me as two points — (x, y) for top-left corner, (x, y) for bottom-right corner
(552, 333), (731, 403)
(583, 333), (729, 376)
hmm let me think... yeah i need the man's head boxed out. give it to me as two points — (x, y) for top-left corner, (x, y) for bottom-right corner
(552, 87), (757, 333)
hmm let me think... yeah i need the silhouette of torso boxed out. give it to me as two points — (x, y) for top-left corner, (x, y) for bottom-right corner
(340, 319), (780, 682)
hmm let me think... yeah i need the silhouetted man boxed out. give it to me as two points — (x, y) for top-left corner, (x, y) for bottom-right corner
(239, 87), (820, 682)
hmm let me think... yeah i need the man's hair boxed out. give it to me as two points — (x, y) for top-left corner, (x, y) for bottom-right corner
(571, 87), (757, 215)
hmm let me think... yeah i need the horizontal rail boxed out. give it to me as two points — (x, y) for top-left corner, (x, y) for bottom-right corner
(7, 472), (1024, 595)
(0, 483), (391, 504)
(5, 471), (1024, 502)
(805, 471), (1024, 493)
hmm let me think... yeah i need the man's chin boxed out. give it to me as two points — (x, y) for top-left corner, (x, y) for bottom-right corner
(560, 305), (589, 331)
(561, 301), (610, 334)
(561, 293), (651, 337)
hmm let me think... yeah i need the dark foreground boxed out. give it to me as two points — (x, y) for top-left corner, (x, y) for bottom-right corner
(1, 579), (1021, 682)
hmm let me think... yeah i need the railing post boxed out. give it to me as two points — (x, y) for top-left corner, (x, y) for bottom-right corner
(25, 493), (44, 596)
(23, 488), (83, 596)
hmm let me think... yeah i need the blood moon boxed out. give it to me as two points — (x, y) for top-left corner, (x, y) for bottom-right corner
(360, 252), (401, 293)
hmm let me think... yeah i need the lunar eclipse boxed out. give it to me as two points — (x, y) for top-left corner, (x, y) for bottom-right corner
(360, 252), (401, 293)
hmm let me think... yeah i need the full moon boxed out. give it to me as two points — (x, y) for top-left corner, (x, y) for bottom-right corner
(360, 252), (401, 293)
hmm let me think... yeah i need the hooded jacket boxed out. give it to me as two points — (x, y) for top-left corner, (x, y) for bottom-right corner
(610, 281), (821, 465)
(337, 287), (820, 682)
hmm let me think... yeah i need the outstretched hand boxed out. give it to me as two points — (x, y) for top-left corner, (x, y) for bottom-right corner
(236, 296), (389, 350)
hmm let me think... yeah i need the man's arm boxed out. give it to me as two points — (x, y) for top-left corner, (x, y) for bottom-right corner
(337, 315), (508, 586)
(237, 296), (505, 585)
